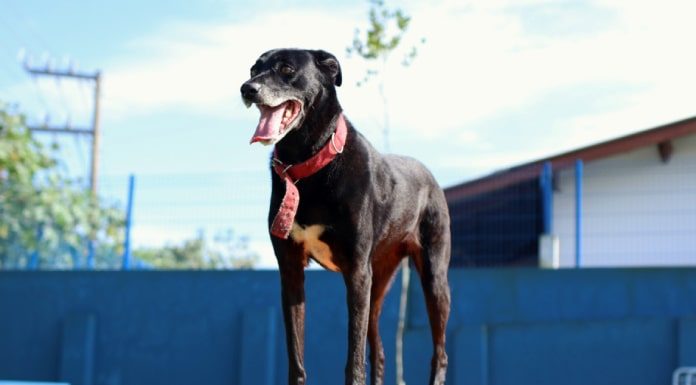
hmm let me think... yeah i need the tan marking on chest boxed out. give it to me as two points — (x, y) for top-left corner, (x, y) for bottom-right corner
(290, 223), (341, 272)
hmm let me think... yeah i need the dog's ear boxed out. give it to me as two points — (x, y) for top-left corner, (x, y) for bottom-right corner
(312, 50), (342, 87)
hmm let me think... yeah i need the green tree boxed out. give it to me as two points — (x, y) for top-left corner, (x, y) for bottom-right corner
(347, 0), (423, 151)
(347, 2), (422, 384)
(0, 103), (124, 269)
(133, 229), (258, 269)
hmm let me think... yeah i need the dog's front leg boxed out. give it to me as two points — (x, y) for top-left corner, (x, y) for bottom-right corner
(279, 254), (307, 385)
(343, 261), (372, 385)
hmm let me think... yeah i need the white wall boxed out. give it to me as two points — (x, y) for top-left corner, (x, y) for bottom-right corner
(552, 134), (696, 267)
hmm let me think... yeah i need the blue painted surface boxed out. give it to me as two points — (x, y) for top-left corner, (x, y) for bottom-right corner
(490, 318), (674, 385)
(59, 313), (95, 385)
(121, 174), (135, 270)
(679, 319), (696, 367)
(28, 228), (43, 270)
(575, 159), (583, 267)
(0, 268), (695, 385)
(239, 307), (277, 385)
(86, 240), (96, 270)
(0, 382), (69, 385)
(540, 161), (553, 234)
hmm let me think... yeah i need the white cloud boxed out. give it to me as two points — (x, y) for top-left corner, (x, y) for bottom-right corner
(94, 0), (696, 153)
(437, 147), (553, 174)
(131, 224), (196, 248)
(405, 0), (696, 177)
(12, 1), (696, 184)
(101, 8), (360, 121)
(247, 239), (277, 269)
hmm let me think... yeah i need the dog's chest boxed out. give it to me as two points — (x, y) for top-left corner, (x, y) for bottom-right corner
(290, 223), (341, 272)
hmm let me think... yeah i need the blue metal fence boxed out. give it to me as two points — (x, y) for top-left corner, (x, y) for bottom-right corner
(575, 159), (583, 267)
(3, 155), (696, 270)
(449, 156), (696, 268)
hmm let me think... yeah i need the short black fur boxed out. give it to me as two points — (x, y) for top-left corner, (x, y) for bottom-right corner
(241, 48), (451, 385)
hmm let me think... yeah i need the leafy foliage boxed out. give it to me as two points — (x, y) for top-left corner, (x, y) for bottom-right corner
(133, 229), (258, 269)
(0, 103), (124, 269)
(347, 0), (423, 86)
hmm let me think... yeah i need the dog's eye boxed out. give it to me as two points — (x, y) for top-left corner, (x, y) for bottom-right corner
(250, 68), (258, 77)
(279, 65), (295, 76)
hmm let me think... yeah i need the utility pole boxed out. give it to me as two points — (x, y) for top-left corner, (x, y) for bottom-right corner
(23, 61), (102, 194)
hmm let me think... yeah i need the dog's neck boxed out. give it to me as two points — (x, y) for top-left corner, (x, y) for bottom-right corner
(274, 94), (343, 165)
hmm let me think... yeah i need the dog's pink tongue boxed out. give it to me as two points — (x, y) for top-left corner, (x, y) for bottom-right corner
(250, 103), (287, 144)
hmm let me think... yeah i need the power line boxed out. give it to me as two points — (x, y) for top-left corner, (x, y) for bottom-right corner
(73, 132), (89, 179)
(28, 75), (52, 114)
(4, 0), (55, 53)
(22, 58), (102, 194)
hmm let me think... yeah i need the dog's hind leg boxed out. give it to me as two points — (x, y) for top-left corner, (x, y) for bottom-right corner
(368, 254), (401, 385)
(413, 207), (451, 385)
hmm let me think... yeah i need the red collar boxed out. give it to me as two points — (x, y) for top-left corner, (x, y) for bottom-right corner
(269, 114), (348, 239)
(272, 114), (348, 182)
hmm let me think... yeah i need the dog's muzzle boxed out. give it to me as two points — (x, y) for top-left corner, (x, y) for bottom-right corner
(241, 81), (304, 146)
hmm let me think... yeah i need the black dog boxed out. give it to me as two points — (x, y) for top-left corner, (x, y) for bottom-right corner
(241, 48), (451, 385)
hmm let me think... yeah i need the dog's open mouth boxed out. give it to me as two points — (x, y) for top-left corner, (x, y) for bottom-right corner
(250, 100), (303, 145)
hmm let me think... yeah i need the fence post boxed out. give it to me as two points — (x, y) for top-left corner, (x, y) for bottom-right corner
(540, 162), (553, 234)
(27, 227), (43, 270)
(122, 174), (135, 270)
(575, 159), (583, 267)
(539, 162), (561, 268)
(86, 241), (94, 269)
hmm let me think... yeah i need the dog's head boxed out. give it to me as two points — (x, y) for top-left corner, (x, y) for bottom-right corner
(241, 49), (342, 145)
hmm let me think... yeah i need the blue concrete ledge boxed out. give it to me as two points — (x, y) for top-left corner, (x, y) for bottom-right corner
(0, 268), (695, 385)
(0, 382), (70, 385)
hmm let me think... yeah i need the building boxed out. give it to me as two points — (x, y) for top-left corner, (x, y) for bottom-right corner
(445, 116), (696, 268)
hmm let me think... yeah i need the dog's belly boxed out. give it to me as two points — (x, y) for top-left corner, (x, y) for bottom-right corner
(290, 223), (341, 272)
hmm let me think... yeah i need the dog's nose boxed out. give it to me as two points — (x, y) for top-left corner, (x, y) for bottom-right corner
(241, 82), (260, 99)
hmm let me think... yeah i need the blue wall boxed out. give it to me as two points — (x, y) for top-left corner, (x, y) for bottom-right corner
(1, 268), (695, 385)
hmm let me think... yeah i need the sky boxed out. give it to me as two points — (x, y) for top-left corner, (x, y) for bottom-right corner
(2, 0), (696, 268)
